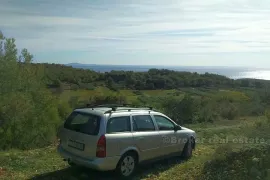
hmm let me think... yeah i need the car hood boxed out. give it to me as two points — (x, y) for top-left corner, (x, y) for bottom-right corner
(181, 126), (193, 131)
(180, 126), (196, 137)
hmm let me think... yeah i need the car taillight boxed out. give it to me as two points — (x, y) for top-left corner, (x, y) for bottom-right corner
(96, 135), (106, 158)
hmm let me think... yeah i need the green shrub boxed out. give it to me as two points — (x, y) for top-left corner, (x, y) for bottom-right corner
(219, 102), (239, 120)
(196, 106), (220, 123)
(161, 94), (198, 124)
(79, 83), (95, 90)
(255, 121), (263, 129)
(137, 95), (151, 106)
(89, 94), (127, 105)
(68, 96), (80, 109)
(133, 90), (143, 95)
(0, 90), (61, 150)
(70, 84), (79, 90)
(265, 109), (270, 123)
(199, 145), (270, 180)
(172, 91), (181, 96)
(0, 35), (61, 150)
(58, 101), (72, 121)
(212, 144), (234, 160)
(238, 102), (265, 116)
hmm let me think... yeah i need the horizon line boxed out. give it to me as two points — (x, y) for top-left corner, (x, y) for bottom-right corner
(63, 63), (260, 69)
(33, 62), (270, 70)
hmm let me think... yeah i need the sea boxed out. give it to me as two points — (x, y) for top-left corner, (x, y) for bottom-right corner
(67, 63), (270, 80)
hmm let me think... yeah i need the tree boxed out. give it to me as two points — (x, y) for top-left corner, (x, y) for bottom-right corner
(107, 76), (118, 91)
(0, 37), (19, 95)
(0, 31), (4, 57)
(0, 31), (3, 39)
(19, 48), (33, 63)
(161, 94), (198, 125)
(0, 31), (61, 150)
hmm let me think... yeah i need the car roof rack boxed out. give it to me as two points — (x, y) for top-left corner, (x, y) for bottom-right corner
(83, 103), (154, 114)
(86, 103), (132, 109)
(104, 107), (154, 114)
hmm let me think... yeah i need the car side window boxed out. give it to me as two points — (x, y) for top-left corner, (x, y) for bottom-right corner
(106, 116), (131, 134)
(154, 115), (175, 131)
(132, 115), (155, 132)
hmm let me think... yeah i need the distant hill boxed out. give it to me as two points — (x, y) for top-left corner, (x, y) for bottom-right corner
(65, 63), (249, 78)
(27, 62), (270, 91)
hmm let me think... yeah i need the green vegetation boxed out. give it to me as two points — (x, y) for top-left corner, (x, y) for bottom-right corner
(0, 35), (60, 150)
(32, 63), (270, 91)
(1, 117), (270, 180)
(1, 32), (270, 179)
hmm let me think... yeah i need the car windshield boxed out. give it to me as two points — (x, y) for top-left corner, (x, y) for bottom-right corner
(64, 111), (100, 135)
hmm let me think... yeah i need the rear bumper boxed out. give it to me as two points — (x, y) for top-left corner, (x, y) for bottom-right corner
(57, 145), (121, 171)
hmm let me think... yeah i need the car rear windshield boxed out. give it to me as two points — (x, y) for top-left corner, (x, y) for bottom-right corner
(64, 111), (101, 135)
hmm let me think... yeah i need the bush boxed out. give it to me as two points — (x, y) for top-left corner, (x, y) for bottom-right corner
(193, 98), (219, 123)
(133, 90), (143, 95)
(200, 145), (270, 180)
(68, 96), (80, 109)
(79, 83), (95, 90)
(70, 84), (79, 90)
(137, 95), (152, 106)
(265, 109), (270, 123)
(58, 101), (72, 121)
(172, 91), (181, 96)
(239, 102), (265, 116)
(212, 144), (234, 160)
(89, 94), (127, 105)
(161, 94), (198, 124)
(0, 35), (61, 150)
(196, 106), (220, 123)
(219, 102), (239, 120)
(0, 90), (61, 150)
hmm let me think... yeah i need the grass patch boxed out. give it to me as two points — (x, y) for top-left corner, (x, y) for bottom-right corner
(1, 117), (269, 180)
(141, 90), (176, 96)
(0, 146), (66, 180)
(213, 90), (250, 102)
(199, 145), (270, 180)
(60, 87), (113, 102)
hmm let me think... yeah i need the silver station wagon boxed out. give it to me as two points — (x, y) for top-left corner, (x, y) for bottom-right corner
(57, 104), (196, 178)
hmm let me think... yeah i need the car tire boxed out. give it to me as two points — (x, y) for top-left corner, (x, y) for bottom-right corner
(68, 160), (76, 166)
(116, 152), (138, 179)
(182, 138), (193, 159)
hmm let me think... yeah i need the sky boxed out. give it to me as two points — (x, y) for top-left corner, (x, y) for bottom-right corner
(1, 0), (270, 67)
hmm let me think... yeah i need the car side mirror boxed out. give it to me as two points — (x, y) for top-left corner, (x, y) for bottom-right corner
(174, 125), (181, 131)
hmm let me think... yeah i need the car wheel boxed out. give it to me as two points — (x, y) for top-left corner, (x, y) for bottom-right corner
(116, 152), (137, 179)
(68, 160), (76, 166)
(182, 138), (193, 159)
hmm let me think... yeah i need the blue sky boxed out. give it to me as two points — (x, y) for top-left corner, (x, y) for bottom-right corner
(1, 0), (270, 67)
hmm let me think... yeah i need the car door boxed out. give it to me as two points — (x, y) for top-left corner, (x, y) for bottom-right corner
(153, 115), (184, 155)
(105, 115), (134, 157)
(131, 114), (161, 161)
